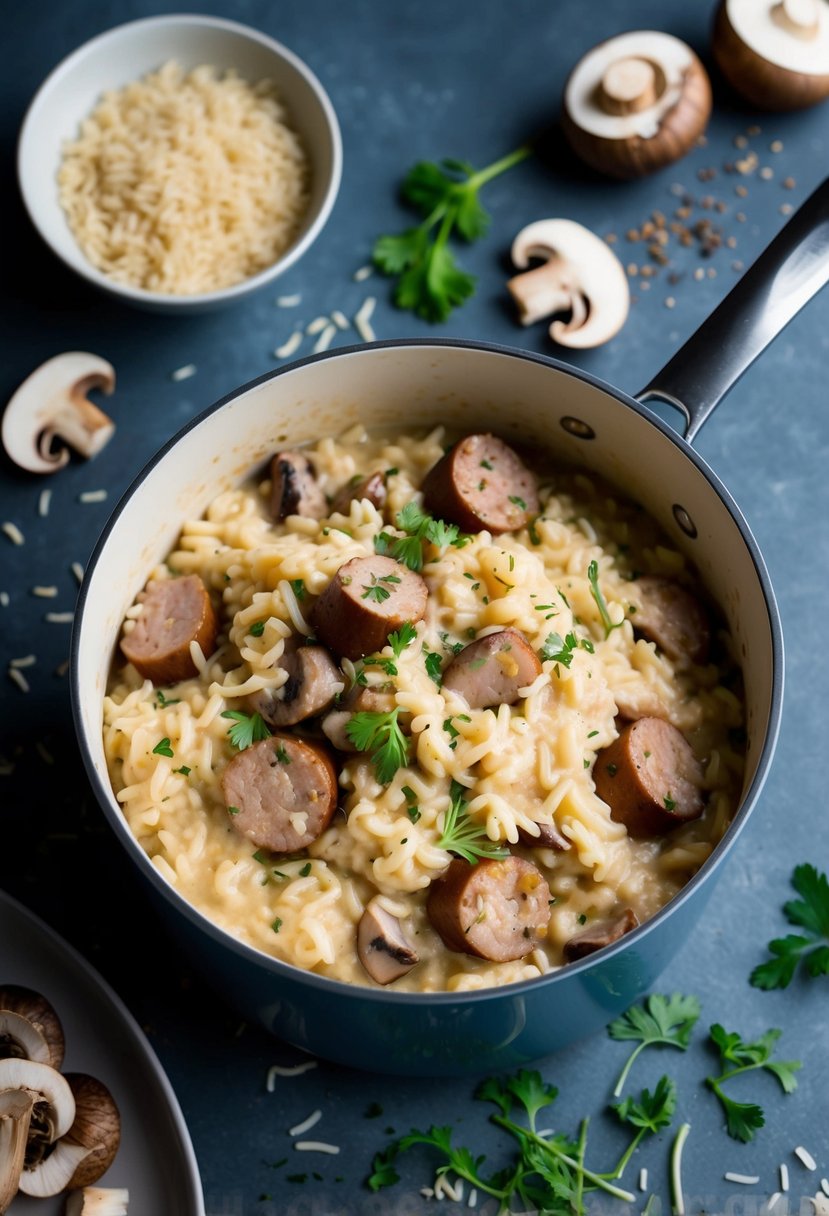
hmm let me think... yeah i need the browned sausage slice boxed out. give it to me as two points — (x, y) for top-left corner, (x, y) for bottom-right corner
(357, 898), (419, 984)
(516, 820), (571, 851)
(631, 577), (711, 665)
(269, 451), (326, 521)
(221, 736), (337, 853)
(593, 717), (705, 838)
(442, 628), (542, 708)
(427, 857), (551, 962)
(422, 434), (539, 534)
(310, 555), (427, 660)
(247, 637), (342, 727)
(330, 471), (387, 516)
(120, 574), (218, 685)
(563, 908), (639, 961)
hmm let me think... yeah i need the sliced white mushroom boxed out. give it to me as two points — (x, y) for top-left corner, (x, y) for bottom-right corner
(2, 352), (115, 475)
(713, 0), (829, 109)
(0, 1058), (75, 1143)
(357, 898), (419, 985)
(507, 219), (630, 349)
(0, 1089), (35, 1214)
(19, 1140), (93, 1198)
(65, 1186), (130, 1216)
(0, 1010), (52, 1065)
(561, 31), (712, 177)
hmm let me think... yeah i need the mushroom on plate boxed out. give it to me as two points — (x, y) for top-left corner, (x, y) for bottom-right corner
(0, 985), (65, 1070)
(561, 30), (712, 177)
(1, 352), (115, 475)
(507, 219), (630, 348)
(712, 0), (829, 110)
(66, 1187), (130, 1215)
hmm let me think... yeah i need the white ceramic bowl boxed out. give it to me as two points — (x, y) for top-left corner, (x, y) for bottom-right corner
(17, 14), (342, 314)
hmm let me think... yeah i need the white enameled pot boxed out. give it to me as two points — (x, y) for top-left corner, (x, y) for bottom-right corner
(71, 180), (829, 1074)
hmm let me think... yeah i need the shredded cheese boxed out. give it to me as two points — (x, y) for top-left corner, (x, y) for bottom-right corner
(725, 1172), (760, 1184)
(288, 1109), (322, 1137)
(266, 1061), (318, 1090)
(294, 1140), (339, 1154)
(2, 522), (24, 545)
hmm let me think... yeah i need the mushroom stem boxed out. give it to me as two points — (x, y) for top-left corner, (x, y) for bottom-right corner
(507, 261), (577, 326)
(773, 0), (820, 39)
(66, 1186), (130, 1216)
(0, 1089), (34, 1214)
(598, 56), (665, 114)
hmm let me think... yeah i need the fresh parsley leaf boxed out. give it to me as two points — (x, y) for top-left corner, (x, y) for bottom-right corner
(539, 630), (593, 668)
(375, 504), (466, 571)
(275, 743), (291, 764)
(614, 1075), (677, 1135)
(346, 708), (410, 784)
(608, 993), (701, 1097)
(437, 780), (509, 864)
(290, 579), (306, 600)
(221, 709), (271, 751)
(227, 805), (240, 816)
(373, 147), (532, 322)
(587, 559), (624, 638)
(424, 651), (443, 686)
(154, 690), (180, 708)
(173, 765), (191, 776)
(249, 620), (266, 638)
(271, 918), (282, 934)
(367, 1143), (400, 1192)
(706, 1022), (801, 1142)
(751, 863), (829, 989)
(388, 622), (417, 656)
(152, 737), (174, 757)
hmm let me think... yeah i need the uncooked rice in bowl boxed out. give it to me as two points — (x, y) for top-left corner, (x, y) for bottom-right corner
(57, 61), (311, 295)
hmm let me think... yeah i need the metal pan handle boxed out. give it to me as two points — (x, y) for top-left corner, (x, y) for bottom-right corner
(638, 176), (829, 444)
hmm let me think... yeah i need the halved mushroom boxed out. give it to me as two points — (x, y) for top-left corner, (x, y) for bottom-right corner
(0, 986), (65, 1069)
(1, 353), (115, 475)
(0, 1057), (81, 1201)
(561, 31), (712, 177)
(508, 220), (630, 349)
(357, 898), (419, 985)
(63, 1074), (121, 1191)
(712, 0), (829, 110)
(66, 1187), (130, 1215)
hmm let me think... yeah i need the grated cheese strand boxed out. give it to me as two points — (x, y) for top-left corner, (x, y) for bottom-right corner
(266, 1061), (318, 1090)
(725, 1172), (760, 1184)
(2, 522), (24, 545)
(288, 1109), (322, 1137)
(8, 668), (30, 693)
(294, 1140), (340, 1154)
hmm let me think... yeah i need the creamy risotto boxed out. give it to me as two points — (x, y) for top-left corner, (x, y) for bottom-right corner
(103, 426), (745, 993)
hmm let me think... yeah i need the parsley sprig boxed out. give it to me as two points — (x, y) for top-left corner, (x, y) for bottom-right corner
(751, 863), (829, 989)
(373, 146), (532, 322)
(587, 560), (624, 639)
(436, 780), (509, 864)
(375, 502), (468, 572)
(221, 709), (271, 751)
(539, 630), (594, 668)
(611, 1075), (677, 1179)
(360, 621), (418, 680)
(346, 708), (410, 784)
(608, 992), (701, 1097)
(705, 1023), (801, 1142)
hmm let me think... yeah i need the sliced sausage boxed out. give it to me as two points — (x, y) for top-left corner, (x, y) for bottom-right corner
(427, 857), (551, 962)
(442, 628), (542, 709)
(221, 735), (337, 853)
(120, 574), (218, 685)
(269, 451), (326, 521)
(310, 555), (427, 660)
(330, 471), (387, 516)
(631, 576), (711, 665)
(516, 819), (571, 851)
(563, 908), (639, 961)
(357, 898), (419, 985)
(422, 434), (539, 534)
(247, 637), (342, 728)
(322, 684), (397, 752)
(593, 717), (705, 838)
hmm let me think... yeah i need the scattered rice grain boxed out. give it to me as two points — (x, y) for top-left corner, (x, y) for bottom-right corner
(0, 592), (8, 607)
(71, 562), (84, 584)
(767, 1194), (782, 1212)
(354, 296), (376, 343)
(294, 1140), (340, 1154)
(640, 1167), (648, 1191)
(171, 364), (197, 382)
(10, 655), (36, 669)
(781, 1163), (790, 1191)
(266, 1061), (318, 1090)
(312, 324), (337, 354)
(55, 659), (70, 678)
(32, 586), (58, 598)
(468, 1188), (477, 1207)
(289, 1109), (322, 1137)
(38, 489), (52, 517)
(36, 742), (55, 765)
(2, 522), (24, 546)
(79, 490), (108, 504)
(770, 140), (783, 153)
(306, 316), (330, 335)
(822, 1180), (829, 1198)
(45, 612), (74, 624)
(760, 167), (774, 180)
(353, 264), (373, 281)
(275, 331), (304, 360)
(277, 294), (302, 307)
(331, 310), (350, 330)
(8, 668), (30, 693)
(797, 1147), (818, 1172)
(725, 1172), (760, 1184)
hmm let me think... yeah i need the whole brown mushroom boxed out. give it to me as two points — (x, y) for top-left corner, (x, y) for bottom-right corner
(561, 30), (712, 178)
(712, 0), (829, 110)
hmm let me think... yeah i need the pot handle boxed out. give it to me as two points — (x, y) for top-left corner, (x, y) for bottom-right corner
(638, 176), (829, 444)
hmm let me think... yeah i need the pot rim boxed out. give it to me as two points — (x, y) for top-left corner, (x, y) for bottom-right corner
(70, 336), (784, 1006)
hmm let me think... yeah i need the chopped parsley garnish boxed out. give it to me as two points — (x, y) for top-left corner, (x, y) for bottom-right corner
(528, 517), (542, 546)
(508, 495), (527, 511)
(587, 559), (624, 638)
(249, 620), (266, 638)
(385, 467), (399, 477)
(388, 621), (417, 655)
(275, 743), (291, 764)
(362, 572), (401, 603)
(299, 861), (312, 877)
(252, 850), (269, 865)
(439, 631), (465, 656)
(173, 765), (191, 776)
(152, 737), (174, 757)
(608, 993), (701, 1097)
(374, 502), (468, 572)
(154, 690), (180, 708)
(437, 780), (509, 864)
(480, 459), (493, 469)
(290, 579), (306, 600)
(346, 708), (410, 784)
(706, 1023), (800, 1142)
(271, 918), (283, 934)
(663, 793), (677, 811)
(424, 651), (443, 686)
(227, 805), (240, 816)
(221, 709), (271, 751)
(539, 631), (592, 668)
(401, 784), (421, 823)
(751, 863), (829, 989)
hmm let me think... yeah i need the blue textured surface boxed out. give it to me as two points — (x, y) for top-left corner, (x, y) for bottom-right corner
(1, 1), (828, 1212)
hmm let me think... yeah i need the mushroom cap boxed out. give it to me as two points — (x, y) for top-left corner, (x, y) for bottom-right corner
(0, 986), (65, 1069)
(713, 0), (829, 109)
(0, 1010), (52, 1066)
(2, 351), (115, 475)
(562, 31), (712, 177)
(0, 1057), (76, 1142)
(64, 1073), (121, 1189)
(508, 219), (630, 349)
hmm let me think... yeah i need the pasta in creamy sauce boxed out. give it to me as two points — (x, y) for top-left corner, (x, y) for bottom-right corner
(103, 425), (745, 992)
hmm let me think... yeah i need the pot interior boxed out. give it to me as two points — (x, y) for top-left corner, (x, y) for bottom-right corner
(75, 341), (777, 905)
